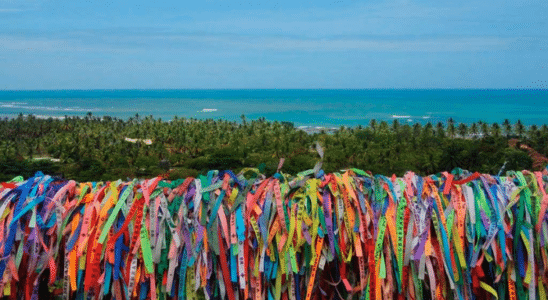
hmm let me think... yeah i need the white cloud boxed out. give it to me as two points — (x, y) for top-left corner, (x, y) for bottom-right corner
(0, 8), (22, 12)
(0, 32), (527, 54)
(0, 37), (71, 51)
(240, 36), (520, 52)
(0, 36), (140, 53)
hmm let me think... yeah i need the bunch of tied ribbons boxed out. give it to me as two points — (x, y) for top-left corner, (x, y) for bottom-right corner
(1, 168), (548, 300)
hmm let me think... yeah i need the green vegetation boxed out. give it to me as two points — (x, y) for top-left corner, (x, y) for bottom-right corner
(1, 113), (546, 182)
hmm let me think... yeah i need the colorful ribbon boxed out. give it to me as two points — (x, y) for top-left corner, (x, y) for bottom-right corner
(1, 166), (548, 300)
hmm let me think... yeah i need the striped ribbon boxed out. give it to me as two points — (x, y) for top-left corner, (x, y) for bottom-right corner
(0, 166), (548, 300)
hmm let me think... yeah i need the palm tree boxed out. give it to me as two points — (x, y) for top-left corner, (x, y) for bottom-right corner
(457, 123), (468, 138)
(436, 122), (445, 138)
(412, 123), (422, 138)
(491, 123), (501, 138)
(447, 118), (456, 138)
(423, 122), (434, 137)
(378, 121), (389, 134)
(528, 124), (539, 140)
(541, 124), (548, 135)
(503, 119), (512, 138)
(514, 120), (525, 138)
(369, 119), (377, 135)
(6, 109), (548, 181)
(391, 119), (400, 134)
(480, 122), (490, 138)
(470, 122), (479, 139)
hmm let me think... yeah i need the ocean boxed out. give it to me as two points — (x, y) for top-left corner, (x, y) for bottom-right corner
(1, 89), (547, 127)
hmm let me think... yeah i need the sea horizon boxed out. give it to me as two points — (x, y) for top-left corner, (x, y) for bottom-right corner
(1, 87), (547, 91)
(1, 88), (547, 127)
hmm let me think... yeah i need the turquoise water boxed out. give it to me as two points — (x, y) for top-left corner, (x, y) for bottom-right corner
(0, 89), (547, 127)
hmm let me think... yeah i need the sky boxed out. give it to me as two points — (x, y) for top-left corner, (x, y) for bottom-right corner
(0, 0), (546, 89)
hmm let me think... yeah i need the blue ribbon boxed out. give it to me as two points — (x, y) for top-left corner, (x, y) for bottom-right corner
(0, 174), (35, 278)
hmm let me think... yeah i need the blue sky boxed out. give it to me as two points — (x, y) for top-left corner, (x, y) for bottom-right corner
(0, 0), (546, 89)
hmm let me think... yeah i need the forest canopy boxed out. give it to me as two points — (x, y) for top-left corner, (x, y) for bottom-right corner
(1, 113), (546, 182)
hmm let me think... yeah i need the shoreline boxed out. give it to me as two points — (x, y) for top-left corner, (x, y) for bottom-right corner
(2, 112), (546, 128)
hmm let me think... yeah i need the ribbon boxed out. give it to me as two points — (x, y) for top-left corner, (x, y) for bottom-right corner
(1, 167), (548, 299)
